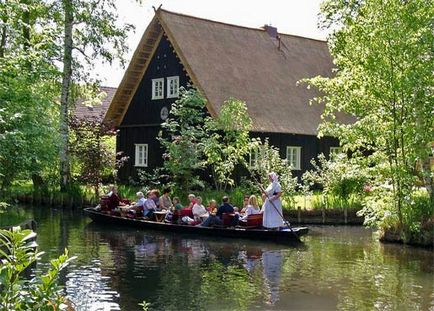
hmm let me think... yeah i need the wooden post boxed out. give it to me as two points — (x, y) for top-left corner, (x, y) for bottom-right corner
(344, 206), (348, 225)
(297, 206), (301, 223)
(322, 195), (326, 224)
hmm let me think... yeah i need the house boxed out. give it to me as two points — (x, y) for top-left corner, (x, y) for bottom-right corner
(73, 86), (116, 122)
(104, 8), (349, 183)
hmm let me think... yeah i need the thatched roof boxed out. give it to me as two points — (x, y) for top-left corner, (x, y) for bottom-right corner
(105, 9), (347, 135)
(74, 86), (116, 121)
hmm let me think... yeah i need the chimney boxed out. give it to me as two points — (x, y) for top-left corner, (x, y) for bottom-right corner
(263, 25), (278, 38)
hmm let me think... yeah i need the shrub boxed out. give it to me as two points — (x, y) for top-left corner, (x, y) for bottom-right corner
(0, 227), (75, 310)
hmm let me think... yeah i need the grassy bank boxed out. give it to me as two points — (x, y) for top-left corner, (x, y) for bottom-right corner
(1, 182), (365, 212)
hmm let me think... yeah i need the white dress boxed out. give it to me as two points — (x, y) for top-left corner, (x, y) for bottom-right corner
(261, 181), (284, 228)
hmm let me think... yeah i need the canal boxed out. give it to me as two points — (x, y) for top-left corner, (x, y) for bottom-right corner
(3, 206), (434, 310)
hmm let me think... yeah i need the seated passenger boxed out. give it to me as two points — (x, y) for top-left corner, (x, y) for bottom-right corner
(240, 195), (261, 220)
(207, 199), (218, 214)
(173, 197), (183, 210)
(216, 196), (235, 218)
(187, 194), (196, 209)
(159, 188), (173, 211)
(151, 189), (160, 209)
(240, 194), (250, 214)
(128, 192), (146, 216)
(143, 191), (157, 219)
(201, 196), (238, 227)
(192, 196), (209, 222)
(107, 186), (124, 210)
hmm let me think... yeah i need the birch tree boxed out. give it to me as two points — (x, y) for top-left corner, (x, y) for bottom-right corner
(52, 0), (135, 191)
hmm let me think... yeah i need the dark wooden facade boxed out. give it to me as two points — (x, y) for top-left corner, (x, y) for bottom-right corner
(117, 33), (339, 182)
(251, 132), (339, 180)
(117, 35), (189, 180)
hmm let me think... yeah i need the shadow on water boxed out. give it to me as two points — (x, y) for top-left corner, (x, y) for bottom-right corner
(5, 206), (434, 311)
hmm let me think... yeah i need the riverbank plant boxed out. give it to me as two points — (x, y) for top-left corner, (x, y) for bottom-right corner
(0, 227), (75, 310)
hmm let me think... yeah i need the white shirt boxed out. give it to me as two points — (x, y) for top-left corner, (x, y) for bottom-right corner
(192, 203), (209, 219)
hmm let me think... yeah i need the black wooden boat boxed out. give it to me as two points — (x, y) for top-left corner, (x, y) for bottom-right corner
(84, 207), (308, 243)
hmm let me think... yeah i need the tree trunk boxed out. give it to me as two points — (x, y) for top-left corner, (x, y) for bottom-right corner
(421, 157), (434, 204)
(21, 0), (30, 51)
(0, 0), (7, 58)
(59, 0), (73, 191)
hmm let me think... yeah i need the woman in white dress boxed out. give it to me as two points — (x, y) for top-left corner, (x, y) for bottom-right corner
(261, 172), (284, 229)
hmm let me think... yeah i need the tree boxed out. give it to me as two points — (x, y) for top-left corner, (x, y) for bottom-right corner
(0, 1), (138, 192)
(302, 0), (434, 226)
(248, 138), (299, 207)
(158, 88), (208, 193)
(50, 0), (135, 191)
(69, 112), (117, 198)
(0, 0), (59, 192)
(203, 98), (252, 191)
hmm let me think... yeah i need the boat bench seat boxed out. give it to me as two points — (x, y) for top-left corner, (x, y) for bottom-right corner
(222, 213), (236, 226)
(240, 214), (263, 229)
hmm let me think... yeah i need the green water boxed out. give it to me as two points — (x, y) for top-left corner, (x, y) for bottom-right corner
(2, 206), (433, 310)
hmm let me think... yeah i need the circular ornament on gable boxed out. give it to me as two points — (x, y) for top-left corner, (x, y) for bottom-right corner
(160, 106), (169, 120)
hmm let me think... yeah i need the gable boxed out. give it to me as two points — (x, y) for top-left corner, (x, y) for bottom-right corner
(121, 35), (189, 126)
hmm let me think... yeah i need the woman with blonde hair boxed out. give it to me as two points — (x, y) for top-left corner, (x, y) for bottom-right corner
(241, 195), (261, 220)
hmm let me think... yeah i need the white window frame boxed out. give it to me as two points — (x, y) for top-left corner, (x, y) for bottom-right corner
(134, 144), (148, 167)
(249, 150), (258, 168)
(286, 146), (301, 170)
(330, 147), (343, 156)
(167, 76), (179, 98)
(152, 78), (164, 100)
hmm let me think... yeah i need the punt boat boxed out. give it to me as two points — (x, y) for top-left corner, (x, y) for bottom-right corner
(84, 207), (308, 244)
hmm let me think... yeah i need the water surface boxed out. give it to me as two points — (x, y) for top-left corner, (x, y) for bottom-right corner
(4, 206), (434, 310)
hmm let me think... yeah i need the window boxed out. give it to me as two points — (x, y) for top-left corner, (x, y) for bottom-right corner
(286, 146), (301, 170)
(249, 145), (267, 168)
(167, 76), (179, 98)
(135, 144), (148, 167)
(152, 78), (164, 100)
(330, 147), (343, 156)
(249, 150), (258, 167)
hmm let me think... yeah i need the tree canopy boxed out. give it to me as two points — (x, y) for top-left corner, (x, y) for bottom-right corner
(303, 0), (433, 227)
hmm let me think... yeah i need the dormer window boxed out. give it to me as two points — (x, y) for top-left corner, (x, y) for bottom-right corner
(152, 78), (164, 100)
(167, 76), (179, 98)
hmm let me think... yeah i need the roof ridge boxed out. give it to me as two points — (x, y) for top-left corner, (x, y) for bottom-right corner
(158, 8), (326, 42)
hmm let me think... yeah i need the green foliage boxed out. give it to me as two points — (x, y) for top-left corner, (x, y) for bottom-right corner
(0, 0), (139, 192)
(203, 98), (252, 191)
(248, 138), (299, 207)
(303, 0), (434, 228)
(139, 300), (151, 311)
(0, 27), (59, 191)
(302, 153), (367, 208)
(69, 111), (117, 197)
(0, 227), (75, 310)
(158, 87), (208, 193)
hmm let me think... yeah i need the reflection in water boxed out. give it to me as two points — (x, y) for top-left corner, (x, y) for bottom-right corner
(66, 260), (120, 311)
(262, 250), (283, 305)
(9, 206), (434, 311)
